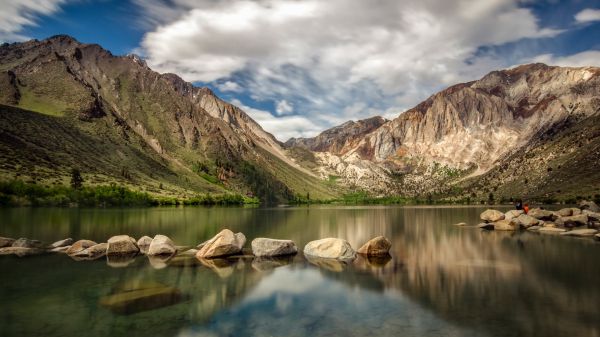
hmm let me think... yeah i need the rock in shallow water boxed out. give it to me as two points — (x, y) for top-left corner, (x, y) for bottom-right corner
(494, 220), (518, 231)
(0, 237), (15, 248)
(12, 238), (44, 248)
(147, 234), (176, 256)
(251, 238), (297, 257)
(136, 236), (152, 254)
(555, 214), (588, 227)
(516, 214), (539, 228)
(303, 238), (356, 260)
(560, 228), (598, 237)
(357, 236), (391, 256)
(196, 229), (246, 259)
(107, 235), (139, 256)
(481, 209), (505, 222)
(49, 238), (73, 248)
(505, 210), (524, 221)
(66, 240), (97, 255)
(72, 243), (108, 260)
(538, 227), (566, 234)
(0, 247), (45, 257)
(528, 209), (557, 221)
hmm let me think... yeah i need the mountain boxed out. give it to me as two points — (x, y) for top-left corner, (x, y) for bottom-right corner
(286, 63), (600, 201)
(0, 35), (337, 203)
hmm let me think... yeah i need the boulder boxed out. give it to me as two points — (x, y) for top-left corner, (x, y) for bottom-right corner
(571, 208), (582, 216)
(493, 219), (518, 231)
(527, 208), (556, 220)
(251, 238), (298, 257)
(556, 208), (573, 217)
(0, 247), (45, 257)
(107, 235), (139, 256)
(72, 243), (108, 260)
(538, 227), (566, 234)
(477, 223), (495, 230)
(137, 236), (152, 254)
(0, 236), (15, 248)
(12, 238), (44, 248)
(515, 214), (539, 228)
(504, 210), (524, 221)
(356, 236), (392, 256)
(195, 229), (246, 259)
(49, 238), (73, 248)
(303, 238), (356, 260)
(555, 214), (588, 227)
(560, 228), (598, 237)
(66, 240), (98, 255)
(147, 234), (176, 256)
(579, 200), (600, 212)
(480, 209), (504, 222)
(583, 210), (600, 221)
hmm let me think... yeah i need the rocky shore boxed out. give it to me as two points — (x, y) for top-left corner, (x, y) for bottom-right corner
(0, 229), (392, 271)
(462, 200), (600, 240)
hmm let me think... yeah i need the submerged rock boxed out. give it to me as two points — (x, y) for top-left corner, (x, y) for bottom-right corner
(538, 227), (566, 234)
(251, 238), (298, 257)
(0, 237), (15, 248)
(147, 234), (176, 256)
(303, 238), (356, 260)
(196, 229), (246, 259)
(49, 238), (73, 248)
(480, 209), (505, 222)
(66, 240), (97, 255)
(560, 228), (598, 237)
(107, 235), (139, 256)
(12, 238), (44, 249)
(136, 236), (152, 254)
(494, 219), (518, 231)
(357, 236), (392, 256)
(99, 281), (183, 315)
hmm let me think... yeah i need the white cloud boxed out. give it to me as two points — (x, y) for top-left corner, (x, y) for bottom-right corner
(275, 99), (293, 115)
(137, 0), (565, 139)
(0, 0), (66, 42)
(216, 80), (243, 93)
(530, 50), (600, 67)
(574, 8), (600, 23)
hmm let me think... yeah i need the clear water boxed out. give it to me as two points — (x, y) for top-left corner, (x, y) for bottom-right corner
(0, 205), (598, 337)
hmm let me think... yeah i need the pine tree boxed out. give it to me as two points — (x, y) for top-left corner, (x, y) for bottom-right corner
(70, 168), (84, 189)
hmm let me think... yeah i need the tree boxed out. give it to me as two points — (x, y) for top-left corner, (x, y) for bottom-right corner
(488, 192), (495, 205)
(70, 168), (84, 189)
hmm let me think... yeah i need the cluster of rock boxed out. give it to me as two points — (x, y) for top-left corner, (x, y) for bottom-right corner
(0, 228), (393, 270)
(471, 201), (600, 240)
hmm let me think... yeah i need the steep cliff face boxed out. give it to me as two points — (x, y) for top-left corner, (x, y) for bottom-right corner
(0, 35), (336, 202)
(291, 63), (600, 198)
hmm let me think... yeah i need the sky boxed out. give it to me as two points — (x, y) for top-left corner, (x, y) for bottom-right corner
(1, 0), (599, 141)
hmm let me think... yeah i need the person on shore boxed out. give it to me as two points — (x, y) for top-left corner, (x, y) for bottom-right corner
(523, 203), (530, 214)
(515, 200), (523, 210)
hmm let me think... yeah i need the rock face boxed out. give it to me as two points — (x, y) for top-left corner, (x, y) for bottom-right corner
(107, 235), (139, 256)
(12, 238), (44, 248)
(0, 237), (15, 247)
(196, 229), (246, 259)
(49, 238), (73, 248)
(251, 238), (298, 257)
(494, 220), (518, 231)
(147, 235), (177, 256)
(481, 210), (505, 222)
(303, 238), (356, 260)
(356, 236), (392, 256)
(561, 229), (598, 237)
(66, 240), (97, 255)
(137, 236), (153, 254)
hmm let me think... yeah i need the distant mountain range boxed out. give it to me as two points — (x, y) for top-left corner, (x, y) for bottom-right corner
(1, 35), (599, 203)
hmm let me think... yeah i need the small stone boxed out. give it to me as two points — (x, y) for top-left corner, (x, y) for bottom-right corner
(251, 238), (298, 257)
(107, 235), (139, 256)
(303, 238), (356, 260)
(480, 209), (505, 222)
(453, 222), (468, 226)
(49, 238), (73, 248)
(147, 234), (176, 256)
(356, 236), (391, 256)
(560, 228), (598, 237)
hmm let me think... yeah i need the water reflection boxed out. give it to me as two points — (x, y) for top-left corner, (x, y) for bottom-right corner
(0, 206), (599, 337)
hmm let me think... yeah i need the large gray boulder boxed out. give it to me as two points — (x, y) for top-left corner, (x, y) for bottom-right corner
(555, 214), (588, 227)
(0, 236), (15, 248)
(107, 235), (139, 256)
(480, 209), (505, 222)
(137, 236), (153, 254)
(303, 238), (356, 260)
(251, 238), (297, 257)
(504, 210), (524, 221)
(494, 219), (518, 231)
(560, 228), (598, 237)
(356, 236), (391, 256)
(49, 238), (73, 248)
(147, 235), (177, 256)
(12, 238), (44, 248)
(528, 208), (557, 220)
(579, 200), (600, 212)
(196, 229), (246, 259)
(515, 214), (539, 228)
(66, 240), (98, 256)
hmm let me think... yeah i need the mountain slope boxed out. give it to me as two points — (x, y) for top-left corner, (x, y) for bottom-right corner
(0, 35), (337, 202)
(287, 63), (600, 200)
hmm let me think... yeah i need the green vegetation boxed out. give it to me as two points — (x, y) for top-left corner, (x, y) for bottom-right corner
(0, 180), (258, 207)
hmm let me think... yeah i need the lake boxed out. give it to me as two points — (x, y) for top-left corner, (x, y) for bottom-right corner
(1, 205), (599, 337)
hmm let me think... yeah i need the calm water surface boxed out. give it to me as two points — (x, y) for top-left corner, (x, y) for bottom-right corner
(0, 205), (599, 337)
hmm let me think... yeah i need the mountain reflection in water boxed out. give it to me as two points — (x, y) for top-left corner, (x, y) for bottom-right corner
(0, 206), (598, 337)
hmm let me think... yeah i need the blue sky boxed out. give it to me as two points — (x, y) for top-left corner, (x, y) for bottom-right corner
(1, 0), (599, 140)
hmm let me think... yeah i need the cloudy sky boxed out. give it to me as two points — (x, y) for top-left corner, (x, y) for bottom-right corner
(1, 0), (599, 140)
